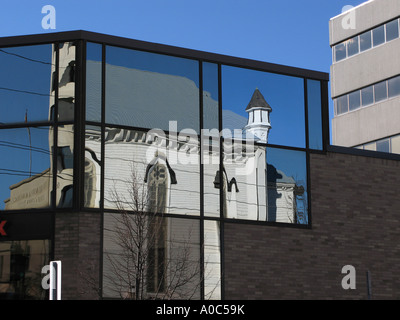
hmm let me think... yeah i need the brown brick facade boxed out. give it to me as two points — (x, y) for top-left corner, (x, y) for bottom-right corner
(54, 212), (101, 300)
(224, 151), (400, 299)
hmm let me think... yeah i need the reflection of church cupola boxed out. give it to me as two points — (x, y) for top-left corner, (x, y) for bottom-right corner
(243, 88), (272, 143)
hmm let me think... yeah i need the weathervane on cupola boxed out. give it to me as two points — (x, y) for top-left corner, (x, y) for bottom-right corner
(243, 88), (272, 143)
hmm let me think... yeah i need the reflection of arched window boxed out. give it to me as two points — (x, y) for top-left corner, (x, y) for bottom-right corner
(147, 162), (168, 214)
(145, 156), (173, 295)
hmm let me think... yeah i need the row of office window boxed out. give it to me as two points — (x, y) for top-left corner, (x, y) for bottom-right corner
(334, 74), (400, 116)
(355, 134), (400, 155)
(333, 18), (400, 63)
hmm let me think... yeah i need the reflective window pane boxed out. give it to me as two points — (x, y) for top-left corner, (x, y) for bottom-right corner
(360, 31), (372, 52)
(334, 43), (346, 62)
(361, 86), (374, 106)
(374, 81), (387, 102)
(307, 80), (323, 150)
(388, 76), (400, 98)
(222, 65), (305, 148)
(84, 125), (102, 208)
(373, 25), (385, 47)
(103, 214), (201, 299)
(86, 42), (102, 122)
(385, 19), (399, 42)
(104, 126), (200, 216)
(347, 36), (359, 57)
(0, 127), (52, 210)
(105, 46), (200, 133)
(58, 42), (76, 122)
(348, 91), (361, 111)
(223, 141), (267, 220)
(56, 124), (74, 208)
(267, 147), (308, 224)
(335, 95), (348, 115)
(0, 45), (53, 124)
(202, 62), (219, 131)
(376, 139), (390, 153)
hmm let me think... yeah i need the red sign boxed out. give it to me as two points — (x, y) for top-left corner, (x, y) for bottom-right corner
(0, 220), (7, 236)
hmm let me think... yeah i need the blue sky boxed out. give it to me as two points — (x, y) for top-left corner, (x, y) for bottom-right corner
(0, 0), (366, 72)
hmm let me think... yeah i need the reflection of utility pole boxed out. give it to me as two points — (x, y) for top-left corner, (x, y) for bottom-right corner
(25, 109), (32, 177)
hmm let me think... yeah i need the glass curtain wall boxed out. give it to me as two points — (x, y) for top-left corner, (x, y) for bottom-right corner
(84, 41), (325, 299)
(0, 41), (75, 299)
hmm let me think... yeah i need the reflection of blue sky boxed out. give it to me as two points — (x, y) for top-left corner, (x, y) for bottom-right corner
(222, 65), (305, 148)
(106, 45), (199, 87)
(0, 45), (52, 124)
(0, 127), (52, 209)
(307, 79), (323, 150)
(267, 147), (307, 188)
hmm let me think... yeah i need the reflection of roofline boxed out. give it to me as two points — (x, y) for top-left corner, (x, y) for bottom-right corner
(329, 0), (375, 20)
(9, 168), (51, 190)
(0, 30), (329, 81)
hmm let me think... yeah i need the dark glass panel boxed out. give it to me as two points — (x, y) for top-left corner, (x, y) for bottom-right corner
(266, 147), (308, 224)
(103, 126), (200, 216)
(0, 45), (53, 124)
(103, 214), (201, 299)
(347, 36), (359, 57)
(385, 19), (399, 42)
(221, 65), (305, 148)
(307, 80), (323, 150)
(360, 31), (372, 52)
(373, 25), (385, 47)
(374, 81), (387, 102)
(86, 42), (102, 122)
(388, 76), (400, 98)
(0, 127), (52, 210)
(348, 91), (361, 111)
(84, 125), (102, 208)
(105, 46), (200, 133)
(334, 43), (346, 62)
(376, 139), (390, 153)
(335, 95), (348, 115)
(361, 86), (374, 106)
(0, 240), (50, 300)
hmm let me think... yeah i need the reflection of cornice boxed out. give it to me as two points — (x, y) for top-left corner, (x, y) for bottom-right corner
(86, 127), (263, 163)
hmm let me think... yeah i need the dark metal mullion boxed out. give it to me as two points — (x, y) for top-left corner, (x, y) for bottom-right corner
(198, 61), (205, 300)
(52, 43), (59, 209)
(304, 79), (310, 151)
(74, 39), (86, 211)
(99, 43), (106, 299)
(50, 42), (59, 264)
(321, 80), (330, 152)
(218, 63), (225, 300)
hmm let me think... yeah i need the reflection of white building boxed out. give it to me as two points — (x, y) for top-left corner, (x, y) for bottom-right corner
(4, 42), (76, 210)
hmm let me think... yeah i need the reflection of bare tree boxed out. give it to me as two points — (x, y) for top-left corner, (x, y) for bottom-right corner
(101, 163), (204, 300)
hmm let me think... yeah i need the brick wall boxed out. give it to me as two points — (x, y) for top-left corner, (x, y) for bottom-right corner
(54, 211), (101, 300)
(224, 151), (400, 299)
